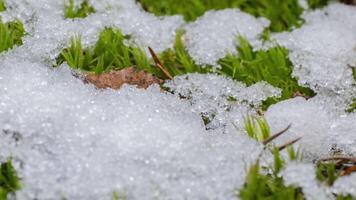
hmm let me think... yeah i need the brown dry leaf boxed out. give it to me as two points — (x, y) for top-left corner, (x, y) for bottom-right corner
(84, 67), (163, 90)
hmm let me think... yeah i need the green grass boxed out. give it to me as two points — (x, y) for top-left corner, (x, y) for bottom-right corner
(218, 36), (315, 109)
(64, 0), (95, 19)
(0, 0), (5, 12)
(244, 115), (271, 142)
(0, 159), (21, 199)
(138, 0), (304, 32)
(307, 0), (332, 9)
(0, 19), (25, 53)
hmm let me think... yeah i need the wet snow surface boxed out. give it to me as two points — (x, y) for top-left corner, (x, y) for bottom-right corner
(0, 0), (355, 199)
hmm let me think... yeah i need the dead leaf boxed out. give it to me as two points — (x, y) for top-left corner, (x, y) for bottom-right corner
(84, 67), (163, 90)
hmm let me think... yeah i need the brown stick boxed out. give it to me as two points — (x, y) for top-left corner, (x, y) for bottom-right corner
(318, 156), (356, 163)
(263, 124), (292, 145)
(278, 137), (302, 151)
(148, 47), (173, 80)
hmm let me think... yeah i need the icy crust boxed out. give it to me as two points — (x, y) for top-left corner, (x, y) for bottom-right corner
(0, 61), (263, 199)
(273, 3), (356, 93)
(165, 74), (281, 130)
(185, 9), (269, 66)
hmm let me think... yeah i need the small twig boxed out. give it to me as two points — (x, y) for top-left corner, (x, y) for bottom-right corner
(278, 137), (302, 151)
(148, 47), (173, 80)
(318, 156), (356, 163)
(262, 124), (292, 145)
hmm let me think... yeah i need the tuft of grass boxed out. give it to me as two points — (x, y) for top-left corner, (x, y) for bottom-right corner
(0, 19), (25, 53)
(316, 163), (339, 186)
(138, 0), (304, 32)
(218, 36), (315, 109)
(64, 0), (95, 19)
(0, 159), (21, 199)
(307, 0), (332, 9)
(244, 115), (271, 142)
(238, 150), (304, 200)
(0, 0), (5, 12)
(57, 28), (158, 75)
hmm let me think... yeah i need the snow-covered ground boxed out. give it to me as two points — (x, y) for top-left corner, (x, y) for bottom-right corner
(0, 0), (355, 199)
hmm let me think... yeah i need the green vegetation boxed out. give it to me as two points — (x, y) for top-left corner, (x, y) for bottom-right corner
(238, 159), (304, 200)
(138, 0), (304, 32)
(0, 19), (25, 53)
(0, 0), (5, 12)
(238, 133), (304, 200)
(307, 0), (332, 9)
(159, 30), (210, 76)
(219, 37), (315, 109)
(316, 163), (339, 186)
(64, 0), (95, 19)
(347, 99), (356, 113)
(244, 115), (271, 142)
(58, 28), (208, 78)
(0, 159), (21, 199)
(57, 28), (158, 75)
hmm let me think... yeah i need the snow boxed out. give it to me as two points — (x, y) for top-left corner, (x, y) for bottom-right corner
(282, 163), (331, 200)
(273, 3), (356, 93)
(165, 74), (281, 130)
(185, 9), (269, 66)
(0, 0), (356, 199)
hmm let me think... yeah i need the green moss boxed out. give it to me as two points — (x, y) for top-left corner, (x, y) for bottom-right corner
(57, 28), (158, 75)
(159, 30), (210, 76)
(138, 0), (304, 32)
(0, 0), (5, 12)
(0, 159), (21, 199)
(218, 36), (315, 109)
(64, 0), (95, 19)
(346, 98), (356, 113)
(307, 0), (332, 9)
(58, 28), (210, 79)
(0, 19), (25, 53)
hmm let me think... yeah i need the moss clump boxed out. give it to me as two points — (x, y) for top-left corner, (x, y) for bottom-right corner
(0, 159), (21, 199)
(58, 28), (210, 79)
(218, 37), (315, 109)
(307, 0), (332, 9)
(57, 28), (157, 75)
(0, 19), (25, 53)
(0, 0), (5, 12)
(64, 0), (95, 19)
(138, 0), (304, 32)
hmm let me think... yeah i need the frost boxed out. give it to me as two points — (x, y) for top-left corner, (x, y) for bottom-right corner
(185, 9), (269, 66)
